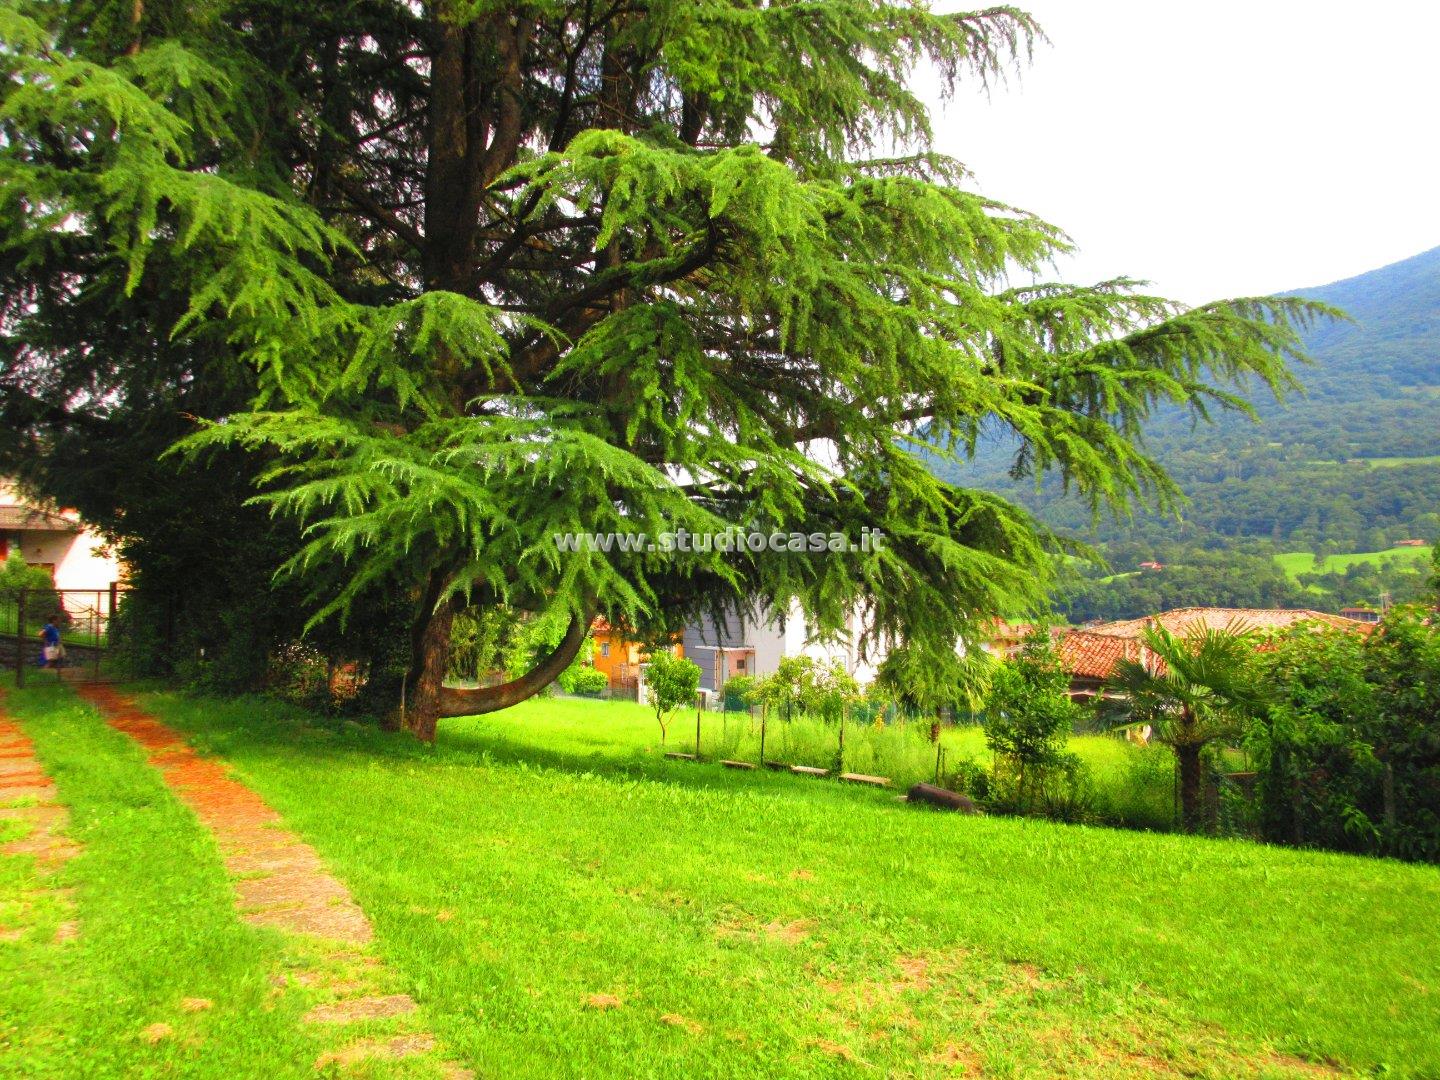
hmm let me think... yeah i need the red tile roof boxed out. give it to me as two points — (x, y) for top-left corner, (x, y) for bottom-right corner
(1056, 631), (1149, 680)
(1056, 607), (1372, 682)
(0, 505), (77, 532)
(1088, 607), (1366, 638)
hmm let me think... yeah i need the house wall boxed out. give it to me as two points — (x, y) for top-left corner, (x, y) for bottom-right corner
(697, 600), (892, 687)
(1, 483), (122, 594)
(9, 528), (120, 593)
(681, 608), (749, 692)
(591, 631), (640, 685)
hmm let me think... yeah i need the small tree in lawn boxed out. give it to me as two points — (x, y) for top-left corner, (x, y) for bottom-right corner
(646, 651), (700, 745)
(1105, 622), (1268, 832)
(983, 629), (1082, 814)
(754, 656), (819, 723)
(812, 660), (862, 725)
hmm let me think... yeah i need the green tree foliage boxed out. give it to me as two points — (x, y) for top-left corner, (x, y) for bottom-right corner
(644, 649), (700, 744)
(1256, 610), (1440, 861)
(982, 628), (1085, 816)
(0, 550), (57, 602)
(1105, 622), (1267, 832)
(0, 0), (1326, 739)
(721, 673), (758, 712)
(753, 656), (819, 723)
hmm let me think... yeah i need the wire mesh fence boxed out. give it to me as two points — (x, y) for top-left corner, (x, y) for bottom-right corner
(5, 585), (127, 686)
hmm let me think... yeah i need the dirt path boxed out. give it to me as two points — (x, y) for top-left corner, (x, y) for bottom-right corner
(0, 712), (81, 942)
(77, 685), (471, 1078)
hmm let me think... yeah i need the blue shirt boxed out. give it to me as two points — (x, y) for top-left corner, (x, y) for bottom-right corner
(41, 623), (60, 647)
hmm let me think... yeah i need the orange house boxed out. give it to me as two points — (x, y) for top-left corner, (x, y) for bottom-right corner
(590, 617), (682, 689)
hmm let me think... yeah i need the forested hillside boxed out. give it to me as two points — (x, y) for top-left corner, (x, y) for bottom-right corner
(941, 247), (1440, 620)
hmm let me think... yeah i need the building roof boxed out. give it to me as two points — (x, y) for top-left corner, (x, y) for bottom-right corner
(1056, 607), (1372, 683)
(0, 504), (78, 532)
(1055, 630), (1149, 680)
(1088, 607), (1366, 638)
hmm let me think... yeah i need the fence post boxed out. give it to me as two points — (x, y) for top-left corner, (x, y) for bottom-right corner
(837, 702), (846, 773)
(695, 692), (703, 759)
(15, 588), (26, 689)
(93, 590), (103, 681)
(759, 702), (767, 767)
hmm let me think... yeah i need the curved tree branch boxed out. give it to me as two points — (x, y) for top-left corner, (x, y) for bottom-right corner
(436, 609), (591, 717)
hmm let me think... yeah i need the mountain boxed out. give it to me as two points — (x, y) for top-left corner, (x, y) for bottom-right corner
(1288, 244), (1440, 393)
(934, 245), (1440, 620)
(1173, 244), (1440, 460)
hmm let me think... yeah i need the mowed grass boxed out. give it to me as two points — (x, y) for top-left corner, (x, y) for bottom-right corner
(0, 685), (331, 1079)
(111, 688), (1440, 1077)
(1274, 544), (1433, 581)
(0, 685), (451, 1080)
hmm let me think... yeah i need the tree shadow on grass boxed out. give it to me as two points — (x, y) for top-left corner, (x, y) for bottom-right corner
(136, 690), (896, 810)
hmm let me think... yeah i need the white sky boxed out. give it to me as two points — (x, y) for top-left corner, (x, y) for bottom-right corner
(927, 0), (1440, 305)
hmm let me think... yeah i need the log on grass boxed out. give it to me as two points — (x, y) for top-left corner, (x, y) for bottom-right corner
(906, 783), (977, 813)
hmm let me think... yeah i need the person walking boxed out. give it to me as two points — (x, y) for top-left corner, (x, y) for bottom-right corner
(38, 616), (64, 669)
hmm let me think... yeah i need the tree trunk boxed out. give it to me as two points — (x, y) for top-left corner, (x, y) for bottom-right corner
(1177, 743), (1204, 833)
(401, 594), (457, 742)
(401, 603), (591, 741)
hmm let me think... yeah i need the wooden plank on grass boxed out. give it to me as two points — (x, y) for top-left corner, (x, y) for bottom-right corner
(763, 760), (791, 771)
(720, 759), (756, 770)
(664, 752), (697, 761)
(839, 772), (891, 788)
(790, 765), (829, 778)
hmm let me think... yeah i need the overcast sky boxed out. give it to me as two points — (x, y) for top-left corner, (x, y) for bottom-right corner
(927, 0), (1440, 305)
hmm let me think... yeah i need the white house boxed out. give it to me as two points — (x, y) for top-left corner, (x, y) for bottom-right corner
(682, 600), (891, 697)
(0, 481), (124, 597)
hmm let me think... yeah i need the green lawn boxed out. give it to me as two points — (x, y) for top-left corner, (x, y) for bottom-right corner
(8, 688), (1440, 1077)
(0, 684), (431, 1079)
(1274, 544), (1433, 581)
(5, 684), (1440, 1076)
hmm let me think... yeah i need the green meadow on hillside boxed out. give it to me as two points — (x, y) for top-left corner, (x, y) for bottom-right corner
(1274, 544), (1433, 582)
(6, 685), (1438, 1077)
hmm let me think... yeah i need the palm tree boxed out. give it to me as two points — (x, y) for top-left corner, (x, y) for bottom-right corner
(1105, 622), (1268, 832)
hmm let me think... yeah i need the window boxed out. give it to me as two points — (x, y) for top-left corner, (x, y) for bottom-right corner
(735, 657), (746, 671)
(601, 642), (611, 658)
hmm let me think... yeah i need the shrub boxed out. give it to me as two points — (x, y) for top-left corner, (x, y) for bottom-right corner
(562, 665), (609, 697)
(982, 628), (1083, 817)
(722, 674), (758, 711)
(752, 655), (816, 721)
(0, 551), (63, 638)
(1256, 607), (1440, 861)
(943, 757), (992, 803)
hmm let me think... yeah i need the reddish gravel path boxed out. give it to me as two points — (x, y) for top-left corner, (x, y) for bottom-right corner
(79, 684), (375, 943)
(0, 712), (81, 942)
(76, 685), (472, 1077)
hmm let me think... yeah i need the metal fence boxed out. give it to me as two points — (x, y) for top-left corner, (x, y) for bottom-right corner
(5, 585), (126, 686)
